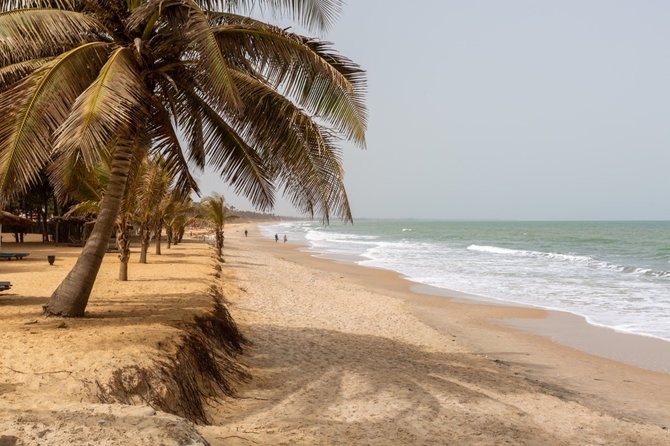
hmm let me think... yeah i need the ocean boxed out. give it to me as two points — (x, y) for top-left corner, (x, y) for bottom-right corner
(261, 220), (670, 342)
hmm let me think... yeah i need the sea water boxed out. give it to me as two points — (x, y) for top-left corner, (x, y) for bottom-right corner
(260, 220), (670, 342)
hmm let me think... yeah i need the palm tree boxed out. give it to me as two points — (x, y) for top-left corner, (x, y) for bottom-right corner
(164, 194), (195, 249)
(134, 157), (172, 264)
(0, 0), (366, 316)
(201, 193), (237, 259)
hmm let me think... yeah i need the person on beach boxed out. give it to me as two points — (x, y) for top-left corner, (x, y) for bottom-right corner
(245, 229), (248, 237)
(283, 234), (288, 243)
(275, 234), (279, 242)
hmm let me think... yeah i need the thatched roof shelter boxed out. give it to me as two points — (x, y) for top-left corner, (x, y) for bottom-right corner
(0, 211), (33, 227)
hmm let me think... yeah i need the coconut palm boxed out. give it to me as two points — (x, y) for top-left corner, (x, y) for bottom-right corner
(134, 157), (172, 263)
(156, 189), (193, 251)
(200, 193), (237, 259)
(0, 0), (366, 316)
(164, 194), (195, 249)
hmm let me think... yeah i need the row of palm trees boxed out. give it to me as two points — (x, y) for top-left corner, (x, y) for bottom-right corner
(64, 154), (208, 280)
(0, 0), (367, 317)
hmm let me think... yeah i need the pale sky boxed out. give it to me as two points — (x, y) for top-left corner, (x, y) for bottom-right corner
(199, 0), (670, 220)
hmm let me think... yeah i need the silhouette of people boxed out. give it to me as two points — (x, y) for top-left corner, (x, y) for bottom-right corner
(275, 234), (279, 242)
(283, 234), (287, 243)
(244, 229), (248, 237)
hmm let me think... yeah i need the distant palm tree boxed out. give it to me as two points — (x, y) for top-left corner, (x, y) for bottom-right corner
(201, 194), (237, 259)
(134, 157), (172, 263)
(0, 0), (366, 316)
(164, 194), (195, 249)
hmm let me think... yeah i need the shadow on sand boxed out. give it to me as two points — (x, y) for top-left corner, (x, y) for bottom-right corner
(208, 323), (581, 444)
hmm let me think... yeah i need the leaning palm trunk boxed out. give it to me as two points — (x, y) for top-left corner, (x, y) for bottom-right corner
(116, 216), (131, 281)
(44, 146), (133, 316)
(166, 226), (173, 249)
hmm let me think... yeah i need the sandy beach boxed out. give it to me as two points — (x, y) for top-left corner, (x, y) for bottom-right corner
(0, 237), (214, 445)
(201, 225), (670, 445)
(1, 226), (670, 445)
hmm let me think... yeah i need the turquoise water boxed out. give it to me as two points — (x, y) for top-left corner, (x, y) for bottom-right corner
(262, 220), (670, 341)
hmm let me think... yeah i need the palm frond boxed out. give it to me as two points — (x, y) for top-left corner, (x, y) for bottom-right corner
(135, 157), (172, 225)
(151, 0), (240, 109)
(0, 58), (51, 92)
(203, 0), (344, 32)
(0, 8), (107, 66)
(201, 192), (225, 226)
(148, 98), (201, 196)
(51, 47), (150, 178)
(223, 68), (352, 220)
(0, 1), (81, 12)
(66, 158), (109, 203)
(172, 79), (275, 210)
(0, 41), (111, 203)
(118, 136), (150, 217)
(64, 199), (100, 218)
(213, 19), (367, 145)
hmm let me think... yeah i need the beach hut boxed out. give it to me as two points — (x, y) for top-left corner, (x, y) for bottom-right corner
(0, 211), (34, 248)
(50, 216), (93, 246)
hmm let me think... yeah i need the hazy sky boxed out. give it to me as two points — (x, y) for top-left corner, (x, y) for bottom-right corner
(199, 0), (670, 220)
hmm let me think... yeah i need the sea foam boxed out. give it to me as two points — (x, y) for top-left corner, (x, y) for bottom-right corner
(261, 220), (670, 342)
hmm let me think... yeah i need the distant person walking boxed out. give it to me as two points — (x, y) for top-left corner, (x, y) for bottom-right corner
(283, 234), (288, 243)
(244, 229), (248, 237)
(275, 234), (279, 242)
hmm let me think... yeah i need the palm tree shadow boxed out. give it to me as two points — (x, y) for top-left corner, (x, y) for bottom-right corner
(0, 294), (47, 309)
(211, 324), (577, 441)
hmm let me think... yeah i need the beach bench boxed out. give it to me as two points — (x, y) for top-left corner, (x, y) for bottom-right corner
(0, 281), (11, 292)
(0, 253), (30, 260)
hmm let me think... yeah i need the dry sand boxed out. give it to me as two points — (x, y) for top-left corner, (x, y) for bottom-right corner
(0, 236), (213, 445)
(1, 227), (670, 445)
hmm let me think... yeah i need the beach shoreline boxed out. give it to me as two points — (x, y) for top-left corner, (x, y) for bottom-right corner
(197, 224), (670, 444)
(262, 223), (670, 374)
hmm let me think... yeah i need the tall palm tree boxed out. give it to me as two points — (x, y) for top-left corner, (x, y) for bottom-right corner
(0, 0), (366, 316)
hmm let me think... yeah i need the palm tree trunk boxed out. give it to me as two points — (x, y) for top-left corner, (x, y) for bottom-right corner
(215, 228), (223, 258)
(43, 145), (133, 317)
(166, 226), (172, 249)
(117, 217), (131, 281)
(139, 223), (150, 263)
(154, 223), (162, 255)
